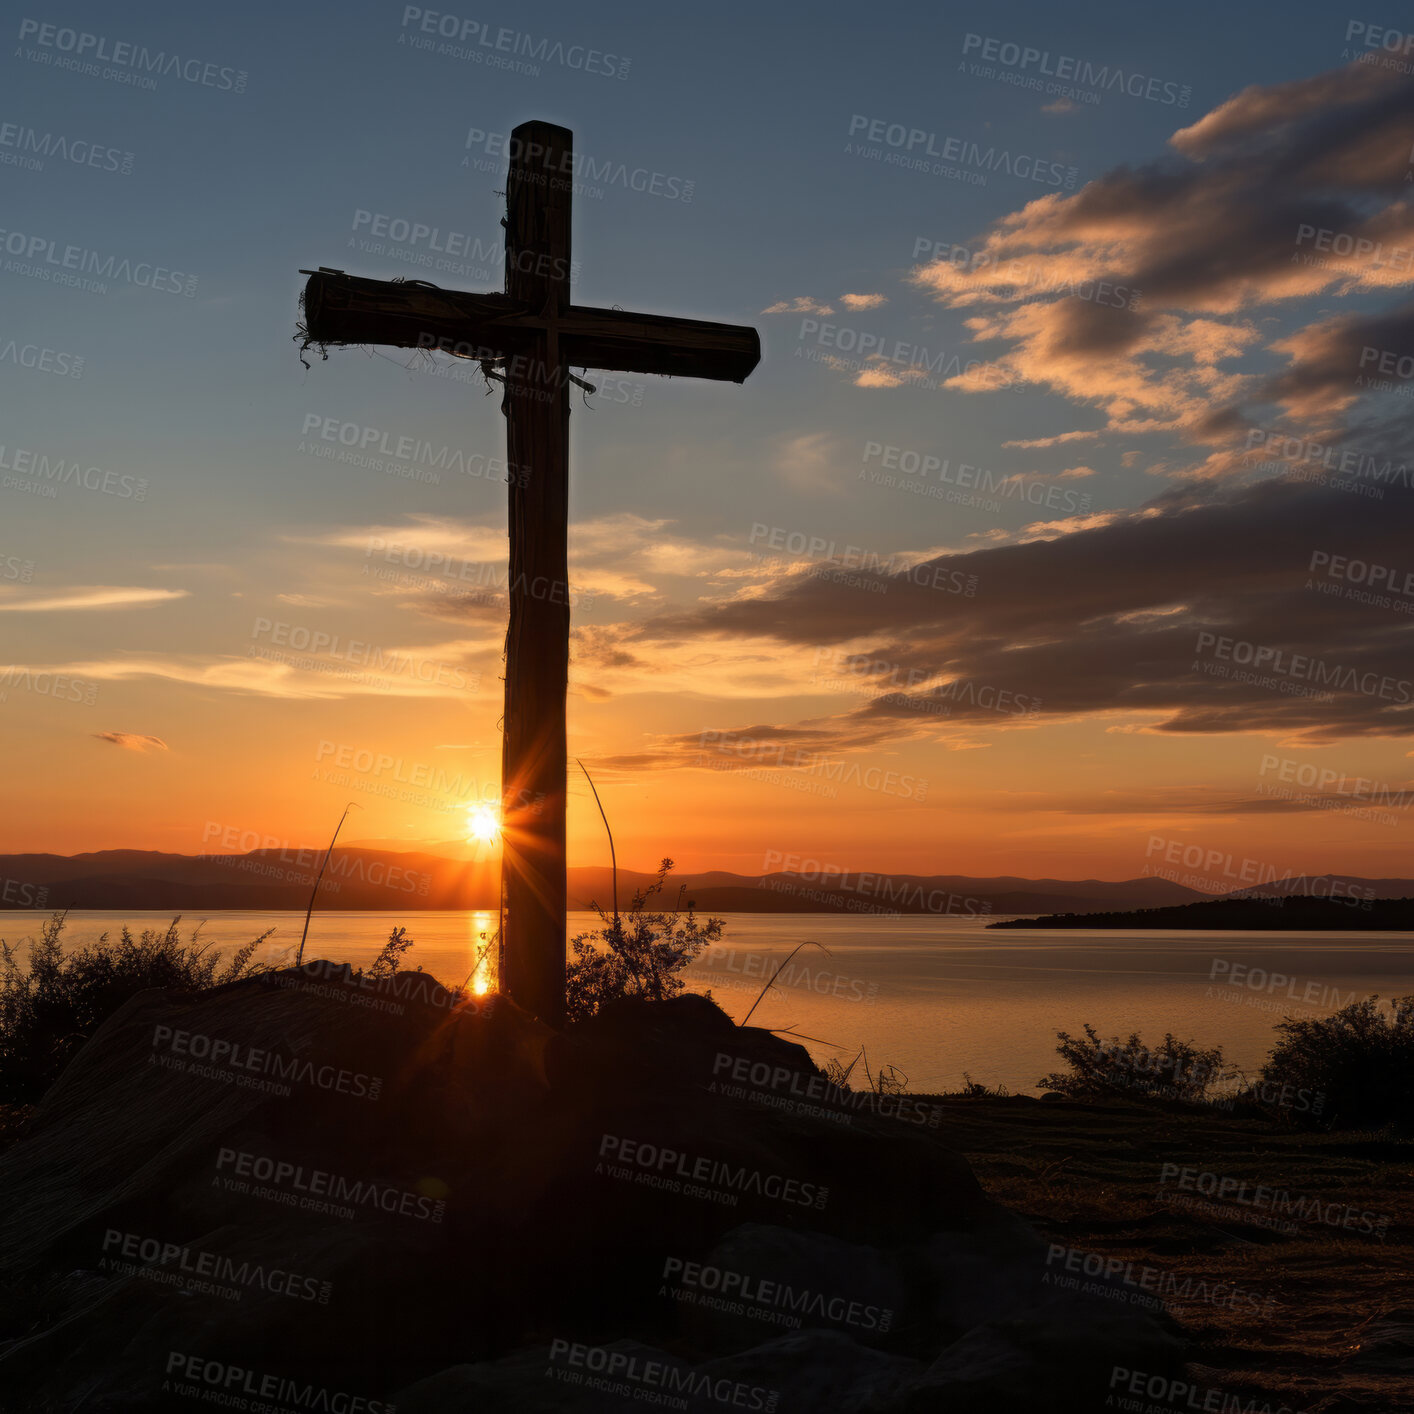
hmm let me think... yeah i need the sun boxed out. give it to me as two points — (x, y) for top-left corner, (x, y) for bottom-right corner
(467, 805), (501, 846)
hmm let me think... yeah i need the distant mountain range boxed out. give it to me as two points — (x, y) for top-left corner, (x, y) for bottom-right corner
(617, 868), (1207, 917)
(0, 848), (1254, 915)
(2, 851), (1406, 920)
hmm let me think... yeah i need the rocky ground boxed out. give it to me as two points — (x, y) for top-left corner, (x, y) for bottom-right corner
(0, 965), (1189, 1413)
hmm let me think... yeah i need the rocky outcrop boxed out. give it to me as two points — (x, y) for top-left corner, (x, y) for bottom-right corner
(0, 967), (1184, 1411)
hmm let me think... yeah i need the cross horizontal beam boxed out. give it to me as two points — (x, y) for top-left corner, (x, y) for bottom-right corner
(299, 268), (761, 384)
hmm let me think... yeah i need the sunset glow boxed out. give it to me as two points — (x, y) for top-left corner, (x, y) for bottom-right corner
(3, 10), (1410, 1412)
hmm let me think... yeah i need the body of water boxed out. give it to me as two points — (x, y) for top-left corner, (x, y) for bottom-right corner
(6, 910), (1412, 1095)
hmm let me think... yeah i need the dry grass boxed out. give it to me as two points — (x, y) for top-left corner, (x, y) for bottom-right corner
(929, 1092), (1414, 1411)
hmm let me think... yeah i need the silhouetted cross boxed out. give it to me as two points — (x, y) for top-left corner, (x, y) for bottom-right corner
(298, 120), (760, 1027)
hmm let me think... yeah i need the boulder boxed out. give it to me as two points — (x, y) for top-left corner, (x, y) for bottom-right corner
(395, 1333), (923, 1414)
(667, 1221), (912, 1355)
(0, 970), (1185, 1411)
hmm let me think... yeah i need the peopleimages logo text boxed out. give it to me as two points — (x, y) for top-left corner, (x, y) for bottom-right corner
(0, 227), (196, 295)
(464, 128), (691, 201)
(399, 8), (630, 79)
(16, 19), (247, 91)
(151, 1025), (383, 1101)
(960, 33), (1190, 105)
(0, 121), (133, 174)
(1194, 631), (1412, 702)
(847, 115), (1076, 187)
(164, 1355), (389, 1412)
(215, 1147), (446, 1222)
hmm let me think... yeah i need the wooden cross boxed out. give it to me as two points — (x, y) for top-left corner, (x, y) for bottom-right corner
(297, 120), (760, 1028)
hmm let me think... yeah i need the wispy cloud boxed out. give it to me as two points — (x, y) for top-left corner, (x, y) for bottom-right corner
(764, 293), (889, 316)
(775, 431), (848, 495)
(307, 512), (770, 614)
(11, 646), (493, 701)
(762, 296), (835, 316)
(0, 587), (189, 612)
(276, 593), (338, 609)
(94, 732), (168, 753)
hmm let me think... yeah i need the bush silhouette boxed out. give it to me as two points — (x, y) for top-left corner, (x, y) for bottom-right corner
(0, 912), (270, 1104)
(565, 858), (723, 1022)
(1259, 993), (1414, 1129)
(1038, 1023), (1234, 1104)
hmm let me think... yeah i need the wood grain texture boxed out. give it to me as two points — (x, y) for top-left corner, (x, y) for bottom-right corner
(299, 276), (760, 383)
(498, 120), (573, 1031)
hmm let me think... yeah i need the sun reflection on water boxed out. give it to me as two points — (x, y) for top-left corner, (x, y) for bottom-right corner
(467, 910), (497, 996)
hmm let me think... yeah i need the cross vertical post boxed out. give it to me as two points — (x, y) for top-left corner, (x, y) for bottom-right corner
(500, 121), (571, 1029)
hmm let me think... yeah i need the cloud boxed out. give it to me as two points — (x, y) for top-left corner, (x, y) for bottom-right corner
(853, 358), (934, 390)
(614, 474), (1414, 749)
(571, 625), (835, 701)
(304, 516), (506, 564)
(1003, 431), (1103, 449)
(594, 714), (923, 777)
(94, 732), (168, 753)
(854, 367), (903, 389)
(762, 297), (835, 316)
(0, 587), (189, 612)
(1260, 300), (1414, 421)
(9, 643), (494, 701)
(763, 293), (888, 316)
(776, 432), (847, 494)
(1169, 61), (1412, 173)
(276, 593), (337, 609)
(309, 512), (777, 621)
(907, 56), (1414, 459)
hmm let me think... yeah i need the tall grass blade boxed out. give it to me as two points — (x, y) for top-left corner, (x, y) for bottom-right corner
(295, 802), (360, 967)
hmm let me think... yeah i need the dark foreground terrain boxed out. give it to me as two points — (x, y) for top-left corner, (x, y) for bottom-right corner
(0, 967), (1406, 1411)
(931, 1091), (1414, 1412)
(0, 965), (1184, 1413)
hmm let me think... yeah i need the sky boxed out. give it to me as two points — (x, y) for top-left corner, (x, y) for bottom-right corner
(2, 0), (1413, 883)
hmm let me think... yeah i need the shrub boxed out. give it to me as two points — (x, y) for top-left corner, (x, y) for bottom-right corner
(0, 913), (271, 1104)
(365, 925), (415, 980)
(565, 858), (723, 1023)
(1038, 1023), (1234, 1104)
(1259, 993), (1414, 1129)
